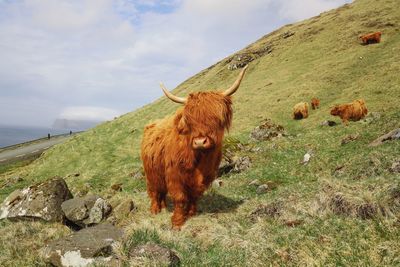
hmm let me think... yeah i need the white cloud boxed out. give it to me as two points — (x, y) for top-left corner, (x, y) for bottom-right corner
(0, 0), (351, 127)
(60, 106), (121, 121)
(278, 0), (349, 21)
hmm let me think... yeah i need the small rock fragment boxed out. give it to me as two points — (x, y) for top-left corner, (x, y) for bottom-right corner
(212, 179), (223, 188)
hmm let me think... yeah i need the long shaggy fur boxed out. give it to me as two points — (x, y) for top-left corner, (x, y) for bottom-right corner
(311, 98), (320, 110)
(330, 99), (368, 125)
(359, 32), (382, 45)
(293, 102), (309, 120)
(141, 92), (233, 229)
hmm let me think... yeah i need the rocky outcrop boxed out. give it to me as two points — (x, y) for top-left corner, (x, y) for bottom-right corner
(111, 199), (135, 223)
(61, 195), (112, 227)
(42, 223), (123, 267)
(250, 119), (285, 141)
(0, 177), (72, 222)
(218, 156), (251, 176)
(369, 128), (400, 147)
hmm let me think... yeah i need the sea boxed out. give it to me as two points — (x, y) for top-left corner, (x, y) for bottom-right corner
(0, 125), (69, 148)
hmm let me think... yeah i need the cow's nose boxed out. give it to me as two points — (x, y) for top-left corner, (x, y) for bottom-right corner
(193, 137), (211, 149)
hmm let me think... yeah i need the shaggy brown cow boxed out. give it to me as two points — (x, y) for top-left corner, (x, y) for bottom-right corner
(311, 98), (320, 110)
(141, 66), (248, 229)
(359, 32), (382, 45)
(330, 99), (368, 125)
(293, 102), (309, 120)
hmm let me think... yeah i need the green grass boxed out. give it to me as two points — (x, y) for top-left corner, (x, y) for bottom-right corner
(1, 0), (400, 266)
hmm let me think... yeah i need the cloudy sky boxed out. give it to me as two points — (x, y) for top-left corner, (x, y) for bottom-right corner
(0, 0), (351, 128)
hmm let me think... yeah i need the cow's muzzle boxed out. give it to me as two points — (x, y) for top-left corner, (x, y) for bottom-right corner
(192, 137), (212, 150)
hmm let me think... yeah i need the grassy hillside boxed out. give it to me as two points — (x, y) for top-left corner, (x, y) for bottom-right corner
(1, 0), (400, 265)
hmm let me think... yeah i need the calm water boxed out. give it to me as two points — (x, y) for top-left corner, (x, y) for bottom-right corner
(0, 125), (68, 148)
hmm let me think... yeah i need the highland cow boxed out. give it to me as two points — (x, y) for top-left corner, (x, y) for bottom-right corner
(311, 98), (320, 110)
(359, 32), (382, 45)
(293, 102), (309, 120)
(141, 66), (248, 229)
(330, 99), (368, 125)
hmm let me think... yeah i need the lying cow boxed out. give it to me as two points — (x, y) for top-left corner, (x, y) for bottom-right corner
(330, 99), (368, 125)
(311, 98), (320, 110)
(359, 32), (382, 45)
(141, 66), (248, 229)
(293, 102), (309, 120)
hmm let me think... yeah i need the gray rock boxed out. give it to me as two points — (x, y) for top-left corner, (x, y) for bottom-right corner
(128, 243), (180, 266)
(232, 156), (252, 173)
(301, 151), (313, 165)
(0, 177), (72, 222)
(113, 199), (135, 221)
(61, 195), (111, 227)
(42, 223), (123, 267)
(248, 179), (261, 187)
(256, 181), (279, 194)
(369, 128), (400, 147)
(256, 184), (270, 194)
(320, 120), (337, 127)
(212, 179), (223, 188)
(218, 155), (251, 176)
(250, 119), (285, 141)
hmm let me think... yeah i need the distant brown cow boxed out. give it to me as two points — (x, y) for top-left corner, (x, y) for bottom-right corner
(293, 102), (309, 120)
(330, 99), (368, 125)
(141, 66), (248, 230)
(311, 98), (320, 110)
(359, 32), (382, 45)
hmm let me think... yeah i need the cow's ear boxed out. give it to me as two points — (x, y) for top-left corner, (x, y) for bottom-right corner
(175, 113), (189, 134)
(178, 117), (189, 134)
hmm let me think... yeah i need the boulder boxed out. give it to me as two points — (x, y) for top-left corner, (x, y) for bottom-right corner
(61, 195), (112, 227)
(369, 128), (400, 147)
(113, 199), (135, 221)
(42, 223), (123, 267)
(0, 177), (72, 222)
(250, 119), (285, 141)
(128, 243), (180, 266)
(232, 156), (252, 173)
(218, 156), (251, 176)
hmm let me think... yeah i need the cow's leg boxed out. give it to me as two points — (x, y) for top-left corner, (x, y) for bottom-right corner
(148, 189), (162, 214)
(188, 198), (197, 217)
(146, 174), (167, 215)
(169, 190), (189, 230)
(160, 192), (167, 210)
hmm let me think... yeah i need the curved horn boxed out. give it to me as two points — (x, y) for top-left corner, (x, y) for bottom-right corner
(159, 82), (187, 104)
(222, 65), (249, 96)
